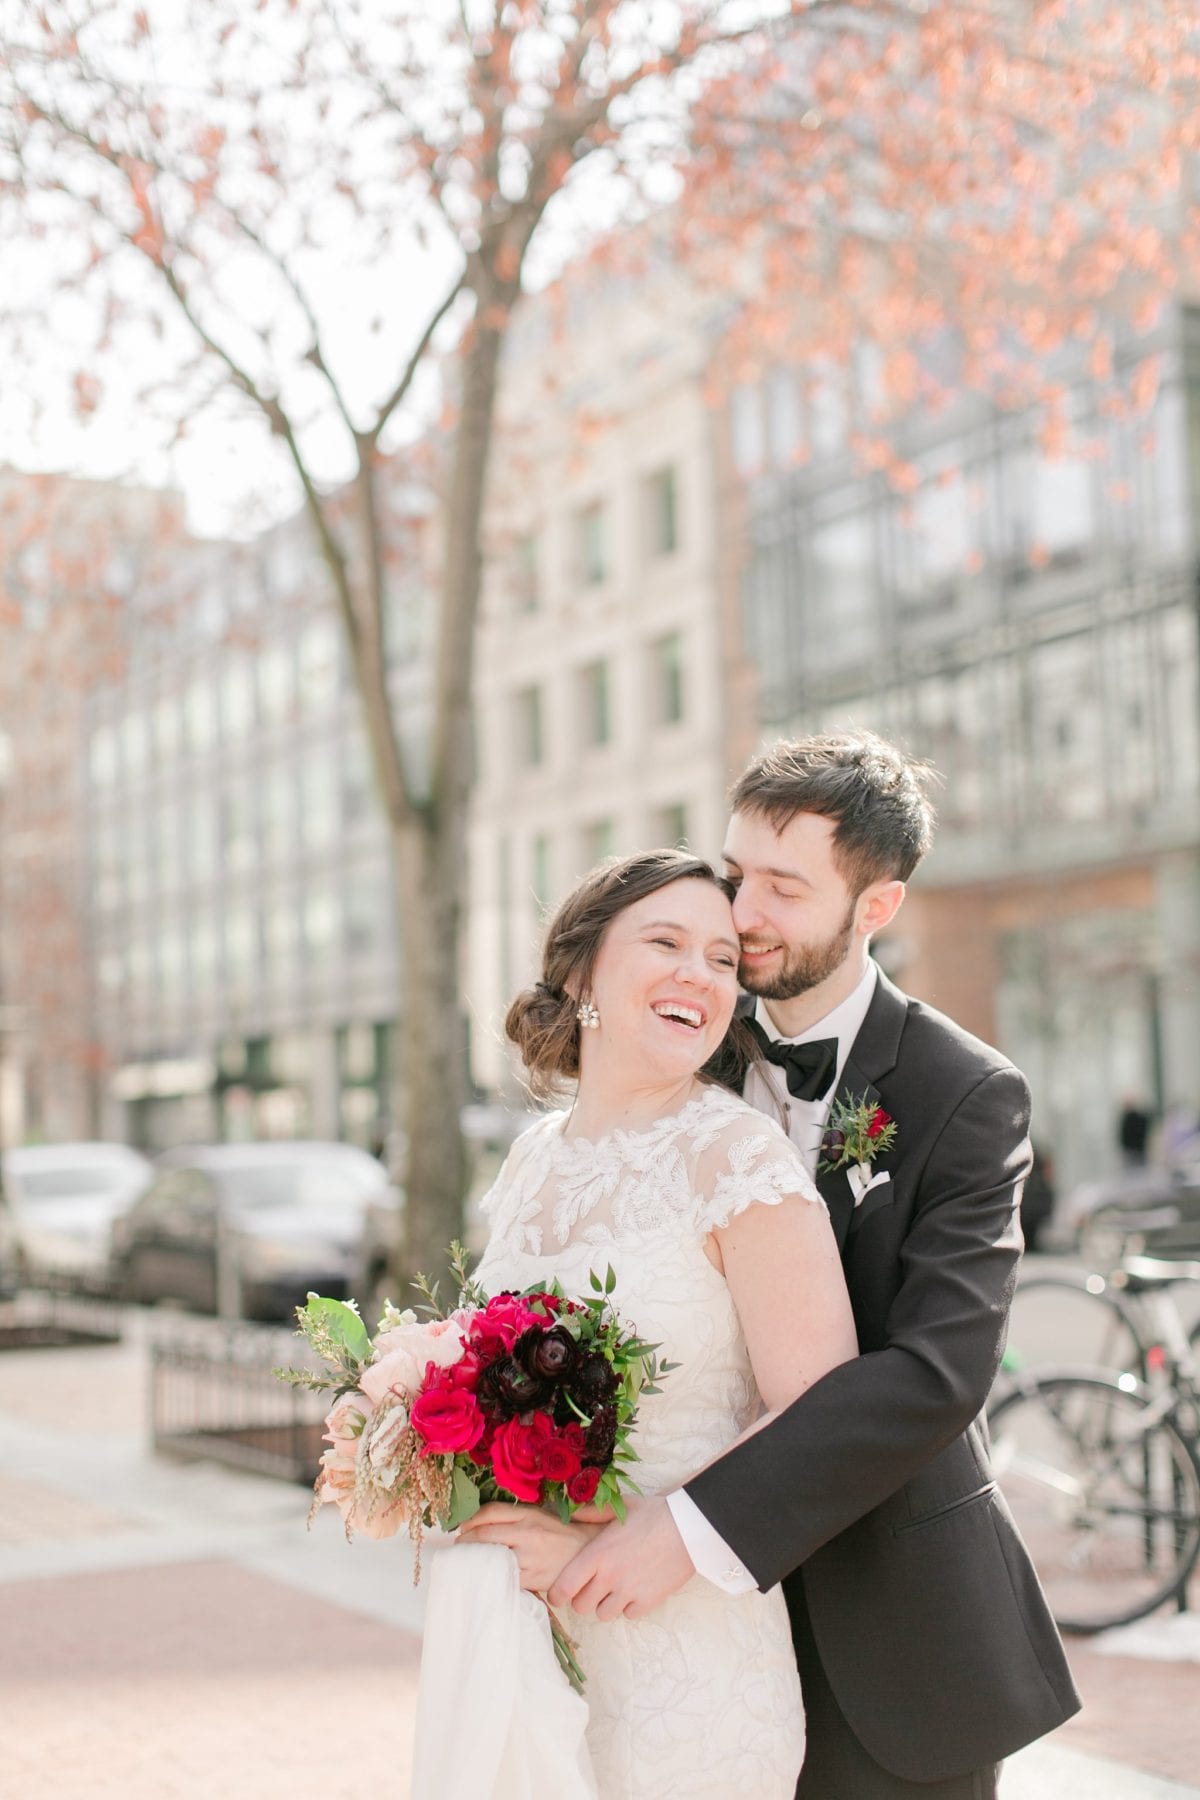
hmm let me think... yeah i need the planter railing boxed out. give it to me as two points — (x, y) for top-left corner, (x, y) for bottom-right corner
(149, 1323), (329, 1485)
(0, 1275), (123, 1349)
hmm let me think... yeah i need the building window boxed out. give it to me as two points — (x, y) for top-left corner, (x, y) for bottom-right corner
(298, 618), (339, 713)
(303, 889), (341, 963)
(342, 727), (375, 826)
(514, 685), (544, 768)
(731, 383), (765, 476)
(513, 534), (539, 612)
(766, 368), (802, 468)
(186, 677), (217, 753)
(264, 899), (298, 975)
(262, 762), (295, 859)
(579, 660), (611, 747)
(258, 644), (294, 724)
(88, 724), (118, 788)
(644, 466), (679, 557)
(531, 834), (551, 909)
(653, 802), (689, 848)
(577, 502), (608, 586)
(153, 696), (182, 763)
(582, 819), (616, 866)
(222, 658), (255, 739)
(302, 750), (339, 847)
(651, 631), (685, 725)
(221, 782), (257, 871)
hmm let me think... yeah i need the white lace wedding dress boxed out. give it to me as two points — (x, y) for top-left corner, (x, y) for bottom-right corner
(471, 1080), (818, 1799)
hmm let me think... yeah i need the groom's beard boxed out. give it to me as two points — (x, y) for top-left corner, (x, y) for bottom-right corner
(738, 898), (858, 1001)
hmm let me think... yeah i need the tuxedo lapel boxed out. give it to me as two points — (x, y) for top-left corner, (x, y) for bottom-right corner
(816, 970), (909, 1252)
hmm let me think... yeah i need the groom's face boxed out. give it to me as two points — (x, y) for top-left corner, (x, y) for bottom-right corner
(722, 809), (861, 1001)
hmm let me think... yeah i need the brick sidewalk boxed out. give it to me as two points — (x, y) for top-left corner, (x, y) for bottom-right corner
(2, 1319), (1198, 1799)
(0, 1560), (421, 1800)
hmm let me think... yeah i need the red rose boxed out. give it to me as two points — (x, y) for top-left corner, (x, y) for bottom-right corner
(523, 1290), (562, 1316)
(866, 1107), (892, 1141)
(410, 1376), (486, 1456)
(566, 1466), (601, 1505)
(467, 1293), (544, 1358)
(489, 1414), (549, 1503)
(468, 1419), (496, 1467)
(446, 1349), (485, 1391)
(538, 1423), (583, 1484)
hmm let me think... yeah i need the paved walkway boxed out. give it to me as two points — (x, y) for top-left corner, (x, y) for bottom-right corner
(1, 1312), (1197, 1799)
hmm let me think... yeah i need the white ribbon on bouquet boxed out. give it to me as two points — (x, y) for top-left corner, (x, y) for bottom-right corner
(411, 1541), (598, 1800)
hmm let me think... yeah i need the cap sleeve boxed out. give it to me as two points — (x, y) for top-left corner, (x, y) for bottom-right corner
(692, 1104), (825, 1236)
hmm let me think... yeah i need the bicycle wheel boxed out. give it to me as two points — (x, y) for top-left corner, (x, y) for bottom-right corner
(1003, 1273), (1148, 1381)
(990, 1372), (1200, 1632)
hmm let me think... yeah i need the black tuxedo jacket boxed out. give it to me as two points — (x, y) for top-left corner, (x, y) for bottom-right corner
(687, 969), (1080, 1783)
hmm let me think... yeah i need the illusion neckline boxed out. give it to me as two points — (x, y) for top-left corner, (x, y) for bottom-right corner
(554, 1083), (729, 1150)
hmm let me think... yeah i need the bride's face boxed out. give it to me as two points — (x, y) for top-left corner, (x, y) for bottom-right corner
(582, 878), (740, 1083)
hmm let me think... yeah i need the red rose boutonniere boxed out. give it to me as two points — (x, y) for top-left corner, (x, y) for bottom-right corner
(819, 1093), (897, 1175)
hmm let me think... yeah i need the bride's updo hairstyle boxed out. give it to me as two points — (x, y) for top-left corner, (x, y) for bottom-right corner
(506, 847), (739, 1101)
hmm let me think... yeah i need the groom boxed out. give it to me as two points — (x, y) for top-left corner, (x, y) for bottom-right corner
(550, 731), (1080, 1798)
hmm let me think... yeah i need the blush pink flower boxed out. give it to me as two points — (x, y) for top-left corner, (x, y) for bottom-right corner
(316, 1390), (369, 1515)
(361, 1316), (466, 1406)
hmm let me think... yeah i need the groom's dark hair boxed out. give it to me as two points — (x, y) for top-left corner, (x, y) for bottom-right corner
(730, 731), (938, 893)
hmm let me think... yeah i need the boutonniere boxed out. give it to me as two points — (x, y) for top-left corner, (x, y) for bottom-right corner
(819, 1092), (897, 1177)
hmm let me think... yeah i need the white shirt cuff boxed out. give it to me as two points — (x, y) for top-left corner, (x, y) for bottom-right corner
(665, 1488), (757, 1595)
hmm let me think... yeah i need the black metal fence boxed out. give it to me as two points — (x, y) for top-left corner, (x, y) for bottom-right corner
(149, 1324), (330, 1485)
(0, 1277), (123, 1349)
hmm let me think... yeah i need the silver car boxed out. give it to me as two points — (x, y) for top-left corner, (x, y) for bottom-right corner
(3, 1142), (154, 1289)
(111, 1140), (403, 1321)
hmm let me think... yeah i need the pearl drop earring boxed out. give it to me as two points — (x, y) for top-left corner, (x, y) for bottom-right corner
(576, 999), (600, 1030)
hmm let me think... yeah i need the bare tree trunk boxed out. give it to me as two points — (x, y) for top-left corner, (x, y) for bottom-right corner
(393, 312), (505, 1288)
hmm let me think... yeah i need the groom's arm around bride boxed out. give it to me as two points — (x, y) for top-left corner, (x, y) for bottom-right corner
(551, 732), (1080, 1799)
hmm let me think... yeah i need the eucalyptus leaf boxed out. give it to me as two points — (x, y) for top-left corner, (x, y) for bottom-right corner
(445, 1464), (482, 1530)
(301, 1294), (370, 1363)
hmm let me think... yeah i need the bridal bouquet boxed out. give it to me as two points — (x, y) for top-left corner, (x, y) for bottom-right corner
(275, 1244), (669, 1687)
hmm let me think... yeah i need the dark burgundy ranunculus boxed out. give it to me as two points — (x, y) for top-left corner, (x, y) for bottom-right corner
(583, 1403), (618, 1468)
(820, 1127), (846, 1163)
(571, 1352), (618, 1409)
(478, 1360), (554, 1418)
(516, 1324), (580, 1384)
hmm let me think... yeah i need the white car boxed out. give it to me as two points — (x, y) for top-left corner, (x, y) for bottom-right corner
(3, 1142), (154, 1288)
(112, 1140), (404, 1321)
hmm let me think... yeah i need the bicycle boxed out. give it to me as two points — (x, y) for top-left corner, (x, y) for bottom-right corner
(989, 1254), (1200, 1633)
(1002, 1251), (1200, 1385)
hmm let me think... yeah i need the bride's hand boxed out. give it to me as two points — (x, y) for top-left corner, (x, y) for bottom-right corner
(457, 1503), (605, 1594)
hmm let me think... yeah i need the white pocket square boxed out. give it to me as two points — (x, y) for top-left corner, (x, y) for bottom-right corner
(847, 1165), (891, 1208)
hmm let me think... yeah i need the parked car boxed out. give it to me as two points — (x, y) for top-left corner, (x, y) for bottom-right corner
(1062, 1158), (1200, 1266)
(3, 1142), (154, 1289)
(110, 1140), (403, 1321)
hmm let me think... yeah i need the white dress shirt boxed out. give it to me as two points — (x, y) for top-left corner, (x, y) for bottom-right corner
(666, 961), (880, 1594)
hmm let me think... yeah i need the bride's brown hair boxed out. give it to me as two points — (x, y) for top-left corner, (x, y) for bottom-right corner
(506, 848), (749, 1102)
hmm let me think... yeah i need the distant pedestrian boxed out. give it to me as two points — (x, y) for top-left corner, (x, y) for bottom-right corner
(1117, 1098), (1153, 1169)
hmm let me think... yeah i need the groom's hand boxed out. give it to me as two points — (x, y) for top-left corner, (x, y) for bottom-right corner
(547, 1495), (695, 1621)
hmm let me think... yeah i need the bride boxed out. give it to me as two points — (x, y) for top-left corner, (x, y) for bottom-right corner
(436, 848), (857, 1797)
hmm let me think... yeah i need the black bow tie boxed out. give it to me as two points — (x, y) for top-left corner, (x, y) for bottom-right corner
(745, 1020), (838, 1101)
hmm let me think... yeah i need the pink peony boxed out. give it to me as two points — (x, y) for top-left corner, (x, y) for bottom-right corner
(361, 1316), (466, 1406)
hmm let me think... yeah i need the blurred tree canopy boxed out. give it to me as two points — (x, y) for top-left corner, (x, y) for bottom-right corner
(0, 0), (1196, 1280)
